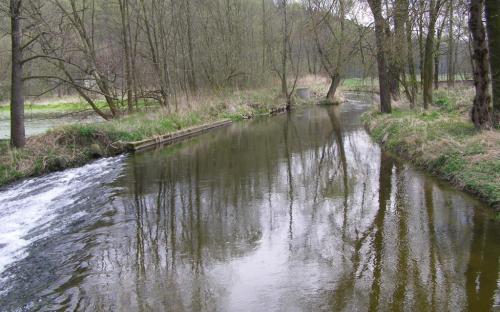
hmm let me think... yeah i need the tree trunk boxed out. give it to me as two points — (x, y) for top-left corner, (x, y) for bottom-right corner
(185, 0), (197, 93)
(306, 49), (313, 75)
(434, 54), (440, 90)
(118, 0), (134, 113)
(281, 0), (290, 110)
(447, 0), (456, 88)
(10, 0), (25, 148)
(405, 1), (417, 108)
(485, 0), (500, 126)
(139, 0), (170, 108)
(423, 38), (433, 108)
(326, 74), (341, 100)
(307, 0), (346, 101)
(368, 0), (392, 113)
(131, 14), (140, 110)
(423, 0), (438, 109)
(434, 16), (446, 90)
(391, 0), (406, 101)
(418, 5), (425, 91)
(389, 66), (400, 100)
(387, 0), (408, 100)
(262, 0), (267, 73)
(469, 0), (493, 129)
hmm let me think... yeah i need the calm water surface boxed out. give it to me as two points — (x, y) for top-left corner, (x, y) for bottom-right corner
(0, 94), (499, 311)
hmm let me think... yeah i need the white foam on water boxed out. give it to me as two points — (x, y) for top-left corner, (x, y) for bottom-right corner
(0, 156), (124, 275)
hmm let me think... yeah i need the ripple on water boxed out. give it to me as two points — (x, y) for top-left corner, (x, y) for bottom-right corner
(0, 156), (125, 277)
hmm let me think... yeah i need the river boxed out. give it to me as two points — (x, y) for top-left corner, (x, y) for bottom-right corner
(0, 113), (102, 139)
(0, 94), (498, 311)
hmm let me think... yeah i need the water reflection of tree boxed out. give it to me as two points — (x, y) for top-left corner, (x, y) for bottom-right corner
(121, 142), (268, 310)
(368, 153), (393, 312)
(389, 163), (409, 311)
(76, 105), (500, 311)
(283, 115), (294, 243)
(327, 105), (348, 197)
(268, 106), (498, 311)
(326, 106), (351, 255)
(424, 179), (438, 309)
(321, 148), (479, 311)
(465, 209), (500, 311)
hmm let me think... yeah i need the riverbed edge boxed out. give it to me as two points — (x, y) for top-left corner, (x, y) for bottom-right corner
(362, 109), (500, 213)
(0, 96), (314, 190)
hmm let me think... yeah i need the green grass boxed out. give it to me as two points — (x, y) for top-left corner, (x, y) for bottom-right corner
(0, 99), (157, 118)
(363, 94), (500, 210)
(0, 111), (219, 186)
(341, 75), (471, 87)
(0, 102), (90, 113)
(340, 75), (473, 95)
(341, 78), (379, 93)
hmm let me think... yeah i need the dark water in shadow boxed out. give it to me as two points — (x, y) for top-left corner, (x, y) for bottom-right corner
(0, 94), (499, 311)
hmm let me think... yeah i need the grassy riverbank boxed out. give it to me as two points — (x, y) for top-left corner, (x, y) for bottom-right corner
(0, 98), (158, 120)
(363, 88), (500, 211)
(0, 81), (326, 187)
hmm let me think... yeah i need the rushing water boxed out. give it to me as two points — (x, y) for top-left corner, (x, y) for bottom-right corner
(0, 95), (499, 311)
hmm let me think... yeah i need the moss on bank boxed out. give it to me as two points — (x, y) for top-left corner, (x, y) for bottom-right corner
(0, 86), (317, 187)
(362, 92), (500, 210)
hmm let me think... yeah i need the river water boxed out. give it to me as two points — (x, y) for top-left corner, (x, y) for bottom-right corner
(0, 114), (102, 139)
(0, 94), (498, 311)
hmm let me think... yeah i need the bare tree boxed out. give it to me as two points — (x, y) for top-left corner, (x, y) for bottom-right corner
(280, 0), (291, 108)
(50, 0), (120, 117)
(485, 0), (500, 125)
(10, 0), (25, 148)
(469, 0), (493, 128)
(422, 0), (446, 109)
(272, 0), (300, 110)
(400, 0), (418, 107)
(447, 0), (456, 88)
(367, 0), (392, 113)
(307, 0), (364, 101)
(183, 0), (197, 93)
(118, 0), (134, 113)
(4, 0), (494, 132)
(434, 12), (448, 90)
(390, 0), (408, 100)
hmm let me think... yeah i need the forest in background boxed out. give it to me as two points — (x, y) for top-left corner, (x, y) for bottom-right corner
(2, 0), (494, 148)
